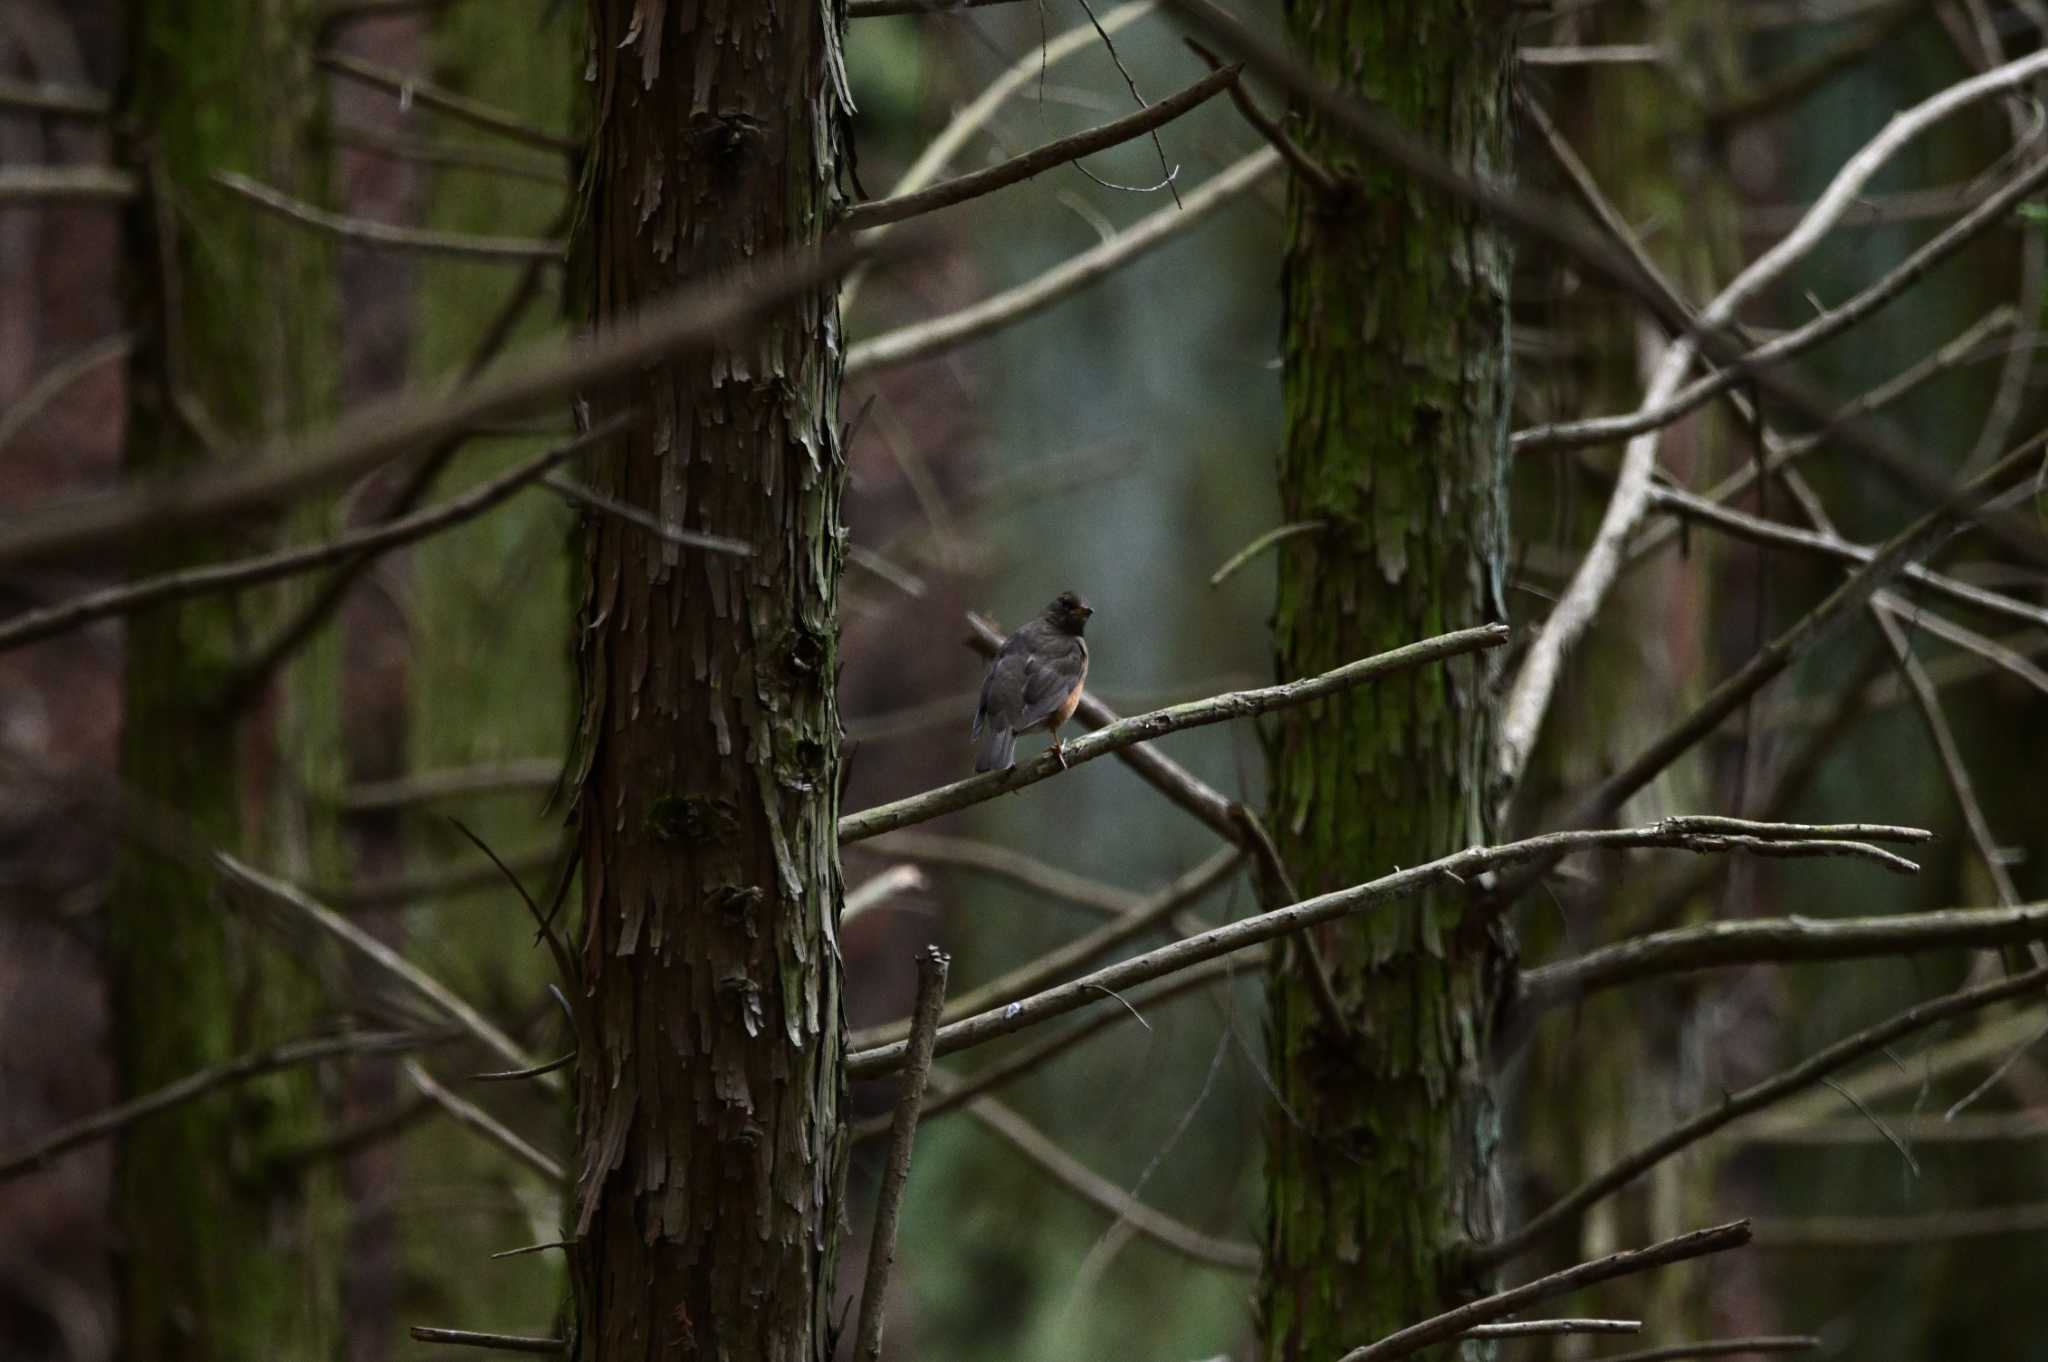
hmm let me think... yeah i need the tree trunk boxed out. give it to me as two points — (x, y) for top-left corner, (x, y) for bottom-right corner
(112, 1), (340, 1357)
(1260, 3), (1514, 1357)
(569, 3), (851, 1359)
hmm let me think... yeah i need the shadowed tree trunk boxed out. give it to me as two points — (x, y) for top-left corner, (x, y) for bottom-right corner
(111, 0), (341, 1357)
(1259, 2), (1515, 1357)
(568, 2), (852, 1359)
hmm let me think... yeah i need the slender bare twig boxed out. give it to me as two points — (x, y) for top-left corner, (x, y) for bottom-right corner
(1183, 40), (1341, 196)
(841, 66), (1237, 231)
(1744, 1108), (2048, 1144)
(1520, 905), (2048, 1010)
(404, 1060), (563, 1181)
(213, 171), (562, 260)
(850, 820), (1926, 1078)
(1498, 47), (2048, 787)
(1596, 1339), (1821, 1362)
(408, 1326), (564, 1354)
(855, 948), (949, 1362)
(1753, 1201), (2048, 1246)
(959, 1089), (1260, 1270)
(316, 51), (578, 154)
(337, 760), (560, 814)
(216, 853), (558, 1088)
(840, 624), (1507, 842)
(0, 424), (626, 657)
(1519, 44), (1662, 64)
(329, 124), (569, 186)
(0, 1030), (437, 1184)
(0, 234), (879, 569)
(851, 952), (1258, 1142)
(842, 865), (928, 925)
(0, 76), (110, 118)
(847, 147), (1277, 375)
(1465, 1320), (1641, 1337)
(0, 332), (135, 458)
(1336, 1222), (1753, 1362)
(323, 847), (558, 909)
(850, 848), (1240, 1051)
(541, 473), (754, 555)
(1877, 590), (2048, 700)
(1476, 964), (2048, 1266)
(1645, 484), (2048, 634)
(1208, 521), (1324, 588)
(0, 166), (137, 203)
(858, 830), (1142, 918)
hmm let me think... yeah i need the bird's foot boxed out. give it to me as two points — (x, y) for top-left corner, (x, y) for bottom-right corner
(1051, 736), (1070, 770)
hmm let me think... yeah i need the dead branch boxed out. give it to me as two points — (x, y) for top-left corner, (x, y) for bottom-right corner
(0, 332), (136, 458)
(1597, 1339), (1821, 1362)
(858, 830), (1144, 918)
(213, 170), (563, 259)
(336, 759), (561, 814)
(1520, 905), (2048, 1010)
(1753, 1201), (2048, 1246)
(403, 1060), (563, 1181)
(408, 1326), (564, 1354)
(1466, 1319), (1640, 1337)
(0, 166), (137, 202)
(316, 51), (577, 154)
(0, 75), (110, 118)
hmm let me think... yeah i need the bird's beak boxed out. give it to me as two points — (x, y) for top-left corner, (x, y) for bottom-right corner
(1080, 606), (1094, 618)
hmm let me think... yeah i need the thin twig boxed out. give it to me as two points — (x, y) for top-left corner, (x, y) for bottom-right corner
(0, 1030), (437, 1184)
(316, 51), (578, 154)
(855, 948), (950, 1362)
(322, 847), (559, 909)
(330, 124), (569, 186)
(959, 1090), (1259, 1270)
(849, 819), (1928, 1078)
(859, 830), (1141, 918)
(841, 66), (1237, 230)
(0, 332), (136, 458)
(216, 853), (559, 1089)
(846, 148), (1279, 376)
(1465, 1319), (1640, 1337)
(0, 76), (110, 118)
(1476, 964), (2048, 1267)
(0, 423), (627, 657)
(842, 865), (929, 925)
(840, 623), (1508, 842)
(0, 233), (880, 569)
(1753, 1201), (2048, 1246)
(1519, 905), (2048, 1010)
(1705, 0), (1934, 125)
(1184, 40), (1341, 196)
(1745, 1108), (2048, 1144)
(1335, 1222), (1753, 1362)
(408, 1326), (564, 1354)
(404, 1060), (564, 1181)
(1208, 520), (1324, 588)
(337, 760), (561, 814)
(542, 473), (754, 556)
(213, 171), (563, 260)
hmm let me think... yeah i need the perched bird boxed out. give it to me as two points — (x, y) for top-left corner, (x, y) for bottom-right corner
(971, 591), (1093, 772)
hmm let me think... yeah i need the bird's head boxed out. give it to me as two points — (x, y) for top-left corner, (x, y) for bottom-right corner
(1044, 591), (1093, 635)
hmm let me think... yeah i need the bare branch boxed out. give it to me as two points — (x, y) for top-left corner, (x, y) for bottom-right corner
(1465, 1319), (1640, 1337)
(408, 1326), (564, 1354)
(958, 1090), (1260, 1271)
(855, 948), (949, 1362)
(841, 865), (928, 925)
(330, 124), (569, 185)
(336, 759), (560, 814)
(0, 233), (880, 569)
(0, 1029), (436, 1185)
(1744, 1108), (2048, 1145)
(404, 1060), (563, 1181)
(216, 853), (558, 1089)
(850, 848), (1240, 1051)
(1597, 1339), (1821, 1362)
(316, 51), (578, 154)
(1476, 964), (2048, 1267)
(542, 472), (754, 556)
(840, 65), (1237, 230)
(849, 819), (1924, 1078)
(0, 166), (137, 203)
(1184, 40), (1342, 196)
(1520, 905), (2048, 1011)
(1753, 1201), (2048, 1246)
(0, 332), (135, 459)
(0, 75), (110, 118)
(214, 171), (563, 260)
(1208, 520), (1325, 588)
(840, 624), (1508, 843)
(323, 847), (558, 910)
(1335, 1222), (1753, 1362)
(0, 423), (626, 657)
(858, 830), (1143, 918)
(846, 147), (1279, 375)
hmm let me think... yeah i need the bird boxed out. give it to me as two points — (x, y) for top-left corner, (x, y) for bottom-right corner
(971, 591), (1093, 773)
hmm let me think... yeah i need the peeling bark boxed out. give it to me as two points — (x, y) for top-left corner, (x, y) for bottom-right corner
(570, 2), (850, 1359)
(1259, 1), (1515, 1357)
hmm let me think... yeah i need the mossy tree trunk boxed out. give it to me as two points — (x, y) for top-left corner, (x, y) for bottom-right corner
(568, 2), (851, 1359)
(1259, 2), (1515, 1357)
(112, 1), (340, 1357)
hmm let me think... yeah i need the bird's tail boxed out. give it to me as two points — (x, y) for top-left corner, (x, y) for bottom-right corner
(974, 723), (1016, 772)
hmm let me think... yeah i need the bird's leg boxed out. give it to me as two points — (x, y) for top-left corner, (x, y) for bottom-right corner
(1049, 732), (1070, 770)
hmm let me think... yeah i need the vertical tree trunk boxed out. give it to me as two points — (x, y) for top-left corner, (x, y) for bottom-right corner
(112, 1), (340, 1357)
(569, 3), (850, 1359)
(1260, 3), (1514, 1356)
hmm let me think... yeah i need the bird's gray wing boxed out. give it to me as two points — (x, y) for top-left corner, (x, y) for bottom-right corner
(973, 647), (1031, 736)
(1013, 639), (1084, 730)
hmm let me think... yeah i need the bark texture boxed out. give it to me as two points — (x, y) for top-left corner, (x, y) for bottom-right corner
(1260, 2), (1515, 1357)
(112, 1), (340, 1358)
(570, 3), (851, 1359)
